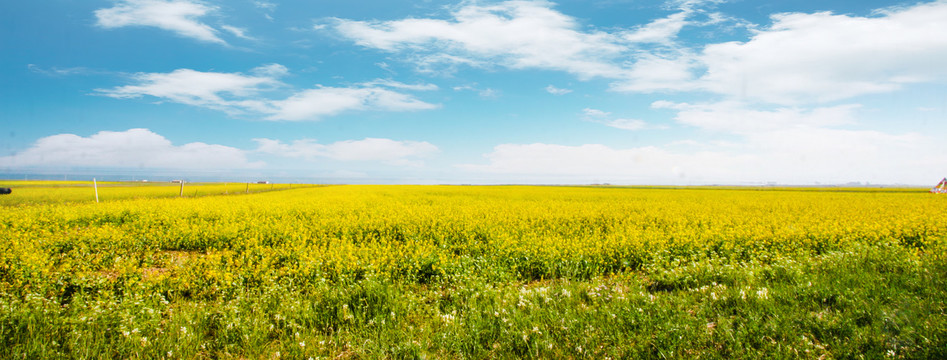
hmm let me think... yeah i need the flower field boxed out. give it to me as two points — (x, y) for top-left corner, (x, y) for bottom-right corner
(1, 183), (945, 358)
(0, 180), (307, 205)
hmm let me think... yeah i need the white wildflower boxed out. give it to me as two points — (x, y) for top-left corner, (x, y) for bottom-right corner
(756, 287), (769, 300)
(441, 313), (455, 323)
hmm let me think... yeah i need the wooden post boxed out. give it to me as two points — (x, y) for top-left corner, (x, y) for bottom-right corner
(179, 180), (184, 197)
(93, 178), (99, 203)
(245, 182), (249, 194)
(224, 182), (228, 194)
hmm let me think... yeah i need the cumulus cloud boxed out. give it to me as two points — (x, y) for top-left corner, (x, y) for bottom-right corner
(0, 129), (261, 170)
(697, 1), (947, 104)
(652, 101), (860, 134)
(454, 99), (927, 184)
(264, 86), (438, 121)
(254, 138), (438, 165)
(582, 108), (610, 118)
(458, 143), (747, 183)
(453, 84), (500, 98)
(359, 79), (439, 91)
(27, 64), (105, 77)
(461, 94), (943, 185)
(95, 65), (438, 121)
(582, 108), (656, 131)
(95, 67), (283, 114)
(326, 0), (728, 92)
(610, 51), (701, 93)
(459, 128), (940, 184)
(653, 101), (931, 182)
(621, 11), (690, 44)
(545, 85), (572, 95)
(331, 0), (630, 79)
(599, 119), (650, 131)
(95, 0), (226, 44)
(330, 0), (947, 105)
(221, 25), (254, 40)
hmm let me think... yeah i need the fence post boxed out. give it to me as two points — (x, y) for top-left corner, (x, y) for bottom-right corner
(180, 180), (184, 197)
(93, 178), (99, 203)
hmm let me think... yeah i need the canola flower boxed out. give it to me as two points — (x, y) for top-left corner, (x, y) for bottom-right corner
(0, 184), (944, 299)
(0, 180), (309, 206)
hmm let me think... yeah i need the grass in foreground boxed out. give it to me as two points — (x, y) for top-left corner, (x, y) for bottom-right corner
(2, 242), (943, 359)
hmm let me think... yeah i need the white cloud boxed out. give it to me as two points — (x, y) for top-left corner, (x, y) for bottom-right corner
(458, 143), (747, 183)
(250, 63), (289, 77)
(652, 101), (860, 134)
(0, 129), (261, 170)
(671, 103), (927, 177)
(611, 51), (700, 92)
(95, 0), (226, 44)
(601, 119), (649, 131)
(221, 25), (254, 40)
(621, 11), (689, 44)
(583, 108), (656, 131)
(264, 86), (438, 121)
(256, 1), (276, 21)
(459, 128), (941, 184)
(95, 68), (282, 114)
(697, 1), (947, 104)
(453, 84), (500, 98)
(545, 85), (572, 95)
(463, 95), (944, 184)
(254, 138), (438, 165)
(330, 1), (947, 105)
(577, 99), (942, 183)
(360, 79), (439, 91)
(666, 0), (727, 9)
(582, 108), (610, 118)
(477, 88), (500, 99)
(27, 64), (104, 77)
(95, 65), (438, 121)
(327, 0), (728, 92)
(254, 1), (276, 11)
(331, 0), (629, 79)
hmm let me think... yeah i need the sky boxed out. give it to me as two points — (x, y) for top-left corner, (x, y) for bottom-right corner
(1, 0), (946, 185)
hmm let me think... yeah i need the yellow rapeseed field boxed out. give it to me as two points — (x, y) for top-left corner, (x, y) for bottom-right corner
(1, 184), (943, 298)
(2, 183), (946, 358)
(0, 180), (303, 205)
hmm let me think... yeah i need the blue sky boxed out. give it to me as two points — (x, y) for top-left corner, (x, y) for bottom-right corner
(2, 0), (945, 185)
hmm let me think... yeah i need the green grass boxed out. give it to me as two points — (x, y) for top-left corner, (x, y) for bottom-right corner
(1, 242), (943, 359)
